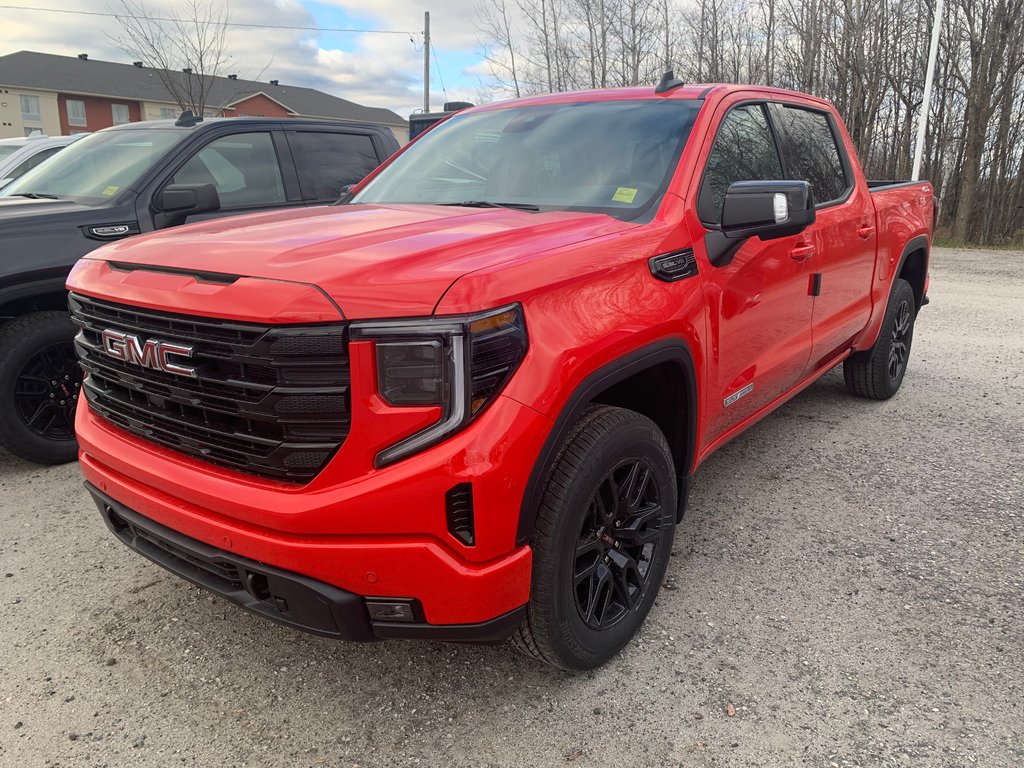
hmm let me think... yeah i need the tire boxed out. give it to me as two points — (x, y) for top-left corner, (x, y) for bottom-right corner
(0, 311), (82, 464)
(843, 278), (916, 400)
(512, 405), (677, 670)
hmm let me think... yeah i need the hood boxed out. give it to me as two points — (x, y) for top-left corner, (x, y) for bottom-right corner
(0, 196), (98, 222)
(84, 204), (632, 318)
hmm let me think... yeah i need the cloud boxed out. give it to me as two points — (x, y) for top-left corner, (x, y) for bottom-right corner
(0, 0), (488, 118)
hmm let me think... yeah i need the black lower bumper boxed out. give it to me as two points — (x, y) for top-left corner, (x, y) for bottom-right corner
(86, 483), (525, 644)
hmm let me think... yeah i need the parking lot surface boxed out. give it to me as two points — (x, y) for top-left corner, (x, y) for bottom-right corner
(1, 247), (1021, 767)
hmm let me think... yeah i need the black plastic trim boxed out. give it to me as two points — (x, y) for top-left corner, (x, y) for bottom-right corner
(516, 338), (697, 546)
(810, 272), (822, 297)
(87, 483), (527, 644)
(87, 483), (377, 641)
(372, 605), (526, 643)
(649, 248), (698, 281)
(893, 234), (930, 310)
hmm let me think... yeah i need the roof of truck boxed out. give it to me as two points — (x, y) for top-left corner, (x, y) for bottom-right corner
(474, 83), (835, 111)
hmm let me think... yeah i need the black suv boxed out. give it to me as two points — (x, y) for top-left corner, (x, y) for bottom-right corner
(0, 115), (400, 464)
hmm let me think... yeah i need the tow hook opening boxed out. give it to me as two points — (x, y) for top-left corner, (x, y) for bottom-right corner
(104, 505), (129, 532)
(244, 571), (272, 601)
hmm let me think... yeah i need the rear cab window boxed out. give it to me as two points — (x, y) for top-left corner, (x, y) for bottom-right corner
(769, 104), (850, 205)
(288, 131), (381, 202)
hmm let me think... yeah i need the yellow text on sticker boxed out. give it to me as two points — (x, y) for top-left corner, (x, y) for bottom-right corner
(612, 187), (637, 204)
(102, 185), (119, 196)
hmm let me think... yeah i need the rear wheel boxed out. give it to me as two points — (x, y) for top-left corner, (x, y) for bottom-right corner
(512, 405), (676, 670)
(843, 278), (916, 400)
(0, 311), (82, 464)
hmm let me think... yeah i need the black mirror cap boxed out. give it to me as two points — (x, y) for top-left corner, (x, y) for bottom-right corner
(721, 180), (815, 241)
(157, 183), (220, 215)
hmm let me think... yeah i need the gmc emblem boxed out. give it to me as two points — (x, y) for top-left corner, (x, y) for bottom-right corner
(101, 329), (196, 378)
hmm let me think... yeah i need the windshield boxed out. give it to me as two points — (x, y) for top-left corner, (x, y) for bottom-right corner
(1, 129), (182, 204)
(0, 145), (20, 163)
(354, 99), (700, 220)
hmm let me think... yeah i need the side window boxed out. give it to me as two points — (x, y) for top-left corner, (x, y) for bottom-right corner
(8, 147), (63, 180)
(172, 132), (285, 208)
(698, 104), (784, 225)
(288, 131), (380, 201)
(772, 105), (848, 204)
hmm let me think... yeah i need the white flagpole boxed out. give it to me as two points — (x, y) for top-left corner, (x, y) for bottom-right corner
(912, 0), (944, 180)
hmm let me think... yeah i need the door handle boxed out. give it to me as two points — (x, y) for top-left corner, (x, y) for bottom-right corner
(790, 243), (815, 261)
(857, 225), (875, 239)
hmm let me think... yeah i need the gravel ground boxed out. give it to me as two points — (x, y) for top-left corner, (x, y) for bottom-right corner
(1, 247), (1021, 768)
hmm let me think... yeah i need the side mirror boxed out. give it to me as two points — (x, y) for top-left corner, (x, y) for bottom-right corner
(335, 183), (357, 205)
(156, 183), (220, 216)
(720, 180), (815, 240)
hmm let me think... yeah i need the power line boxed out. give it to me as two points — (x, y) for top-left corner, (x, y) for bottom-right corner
(0, 4), (416, 35)
(430, 42), (449, 102)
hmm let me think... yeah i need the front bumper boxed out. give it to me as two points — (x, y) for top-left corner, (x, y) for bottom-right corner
(76, 388), (543, 626)
(88, 484), (526, 643)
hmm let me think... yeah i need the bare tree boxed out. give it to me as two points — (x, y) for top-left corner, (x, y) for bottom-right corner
(476, 0), (1024, 245)
(107, 0), (233, 115)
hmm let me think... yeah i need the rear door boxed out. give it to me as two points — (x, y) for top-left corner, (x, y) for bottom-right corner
(687, 98), (815, 447)
(284, 129), (389, 204)
(768, 102), (876, 371)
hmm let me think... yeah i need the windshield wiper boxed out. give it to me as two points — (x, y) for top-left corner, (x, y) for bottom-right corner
(440, 200), (541, 212)
(7, 192), (60, 199)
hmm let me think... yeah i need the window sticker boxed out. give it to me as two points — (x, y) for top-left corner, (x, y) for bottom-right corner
(102, 185), (119, 196)
(612, 187), (637, 204)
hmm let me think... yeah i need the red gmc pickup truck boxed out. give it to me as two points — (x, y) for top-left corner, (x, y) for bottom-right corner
(67, 80), (932, 670)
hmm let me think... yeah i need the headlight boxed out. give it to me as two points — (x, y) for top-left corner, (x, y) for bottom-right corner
(350, 304), (528, 466)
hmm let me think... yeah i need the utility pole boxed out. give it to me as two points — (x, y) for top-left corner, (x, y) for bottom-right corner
(423, 11), (430, 113)
(912, 0), (943, 180)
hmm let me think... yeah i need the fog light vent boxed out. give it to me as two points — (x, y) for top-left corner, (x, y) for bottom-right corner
(366, 599), (416, 622)
(445, 483), (475, 546)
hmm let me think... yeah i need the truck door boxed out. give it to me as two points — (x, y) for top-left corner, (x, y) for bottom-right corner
(146, 129), (304, 229)
(768, 103), (876, 372)
(686, 100), (815, 447)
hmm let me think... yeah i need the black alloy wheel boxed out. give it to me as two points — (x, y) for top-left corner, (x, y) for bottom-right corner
(14, 340), (82, 440)
(512, 404), (677, 670)
(888, 298), (912, 382)
(573, 459), (663, 631)
(0, 311), (83, 464)
(842, 277), (916, 400)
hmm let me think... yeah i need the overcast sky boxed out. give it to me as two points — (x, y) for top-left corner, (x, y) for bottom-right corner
(0, 0), (487, 118)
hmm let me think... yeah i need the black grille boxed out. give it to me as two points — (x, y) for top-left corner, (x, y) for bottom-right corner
(70, 292), (350, 482)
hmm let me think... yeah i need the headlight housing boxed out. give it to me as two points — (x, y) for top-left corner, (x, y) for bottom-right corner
(351, 304), (528, 466)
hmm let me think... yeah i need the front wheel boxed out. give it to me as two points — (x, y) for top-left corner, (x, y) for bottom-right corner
(512, 405), (677, 670)
(843, 278), (916, 400)
(0, 311), (82, 464)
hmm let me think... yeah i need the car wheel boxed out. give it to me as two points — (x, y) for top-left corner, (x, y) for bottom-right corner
(843, 278), (916, 400)
(512, 404), (677, 670)
(0, 311), (82, 464)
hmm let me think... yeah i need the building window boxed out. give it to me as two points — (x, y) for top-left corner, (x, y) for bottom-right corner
(112, 103), (130, 125)
(20, 94), (41, 122)
(67, 99), (87, 127)
(159, 107), (176, 119)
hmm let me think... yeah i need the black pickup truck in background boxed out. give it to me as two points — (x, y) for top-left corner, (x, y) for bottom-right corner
(0, 113), (401, 464)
